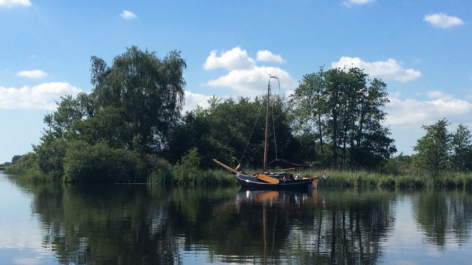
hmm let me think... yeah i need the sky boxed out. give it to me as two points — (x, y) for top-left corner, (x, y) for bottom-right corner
(1, 0), (471, 163)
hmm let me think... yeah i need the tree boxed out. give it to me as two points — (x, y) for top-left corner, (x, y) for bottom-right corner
(165, 95), (300, 169)
(31, 46), (186, 181)
(290, 67), (396, 169)
(412, 119), (451, 171)
(33, 95), (88, 178)
(12, 155), (21, 164)
(450, 124), (472, 171)
(90, 46), (186, 153)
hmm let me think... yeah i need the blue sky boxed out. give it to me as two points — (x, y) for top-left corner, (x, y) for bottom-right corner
(1, 0), (471, 163)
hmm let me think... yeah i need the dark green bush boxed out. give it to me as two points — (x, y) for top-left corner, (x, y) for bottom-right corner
(63, 140), (145, 183)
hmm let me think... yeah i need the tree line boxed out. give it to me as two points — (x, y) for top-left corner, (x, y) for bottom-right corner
(5, 46), (472, 182)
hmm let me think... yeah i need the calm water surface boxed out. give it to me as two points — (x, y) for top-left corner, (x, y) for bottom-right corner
(1, 170), (472, 265)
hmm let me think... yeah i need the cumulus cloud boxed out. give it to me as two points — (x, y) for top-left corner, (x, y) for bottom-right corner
(183, 91), (211, 113)
(204, 47), (297, 96)
(424, 13), (463, 29)
(256, 50), (286, 63)
(0, 0), (31, 7)
(0, 82), (82, 110)
(204, 47), (256, 71)
(17, 70), (47, 79)
(384, 91), (472, 128)
(207, 66), (297, 96)
(120, 10), (136, 19)
(343, 0), (374, 7)
(331, 57), (421, 82)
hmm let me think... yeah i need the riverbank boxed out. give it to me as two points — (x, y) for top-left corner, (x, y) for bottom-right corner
(318, 170), (472, 189)
(5, 165), (239, 187)
(6, 165), (472, 189)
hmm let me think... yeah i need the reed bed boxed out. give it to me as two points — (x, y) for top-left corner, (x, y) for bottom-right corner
(148, 168), (238, 187)
(313, 170), (472, 189)
(6, 161), (472, 189)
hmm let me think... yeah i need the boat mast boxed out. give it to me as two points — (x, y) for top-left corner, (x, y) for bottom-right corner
(263, 78), (270, 171)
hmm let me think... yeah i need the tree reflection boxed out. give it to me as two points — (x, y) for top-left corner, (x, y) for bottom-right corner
(30, 184), (183, 265)
(413, 190), (472, 247)
(280, 189), (396, 265)
(16, 181), (397, 265)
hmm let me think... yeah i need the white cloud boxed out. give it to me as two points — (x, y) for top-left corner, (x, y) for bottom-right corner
(17, 70), (47, 79)
(120, 10), (136, 19)
(0, 82), (82, 110)
(204, 47), (256, 71)
(204, 47), (297, 96)
(424, 13), (463, 29)
(331, 57), (421, 82)
(343, 0), (374, 7)
(384, 91), (472, 128)
(183, 91), (211, 113)
(0, 0), (31, 7)
(207, 66), (297, 96)
(256, 50), (286, 63)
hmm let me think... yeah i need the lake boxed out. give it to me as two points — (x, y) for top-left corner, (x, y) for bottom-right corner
(1, 170), (472, 265)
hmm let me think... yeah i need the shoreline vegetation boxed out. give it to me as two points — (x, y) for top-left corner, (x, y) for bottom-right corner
(5, 164), (472, 190)
(4, 46), (472, 189)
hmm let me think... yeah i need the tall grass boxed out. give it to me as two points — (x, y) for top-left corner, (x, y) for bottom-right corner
(313, 170), (472, 189)
(148, 168), (238, 187)
(4, 167), (55, 183)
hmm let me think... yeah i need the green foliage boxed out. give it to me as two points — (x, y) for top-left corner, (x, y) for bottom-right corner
(11, 155), (21, 164)
(413, 119), (451, 171)
(33, 136), (67, 179)
(450, 124), (472, 171)
(63, 140), (145, 183)
(383, 153), (412, 175)
(314, 169), (472, 189)
(179, 147), (201, 170)
(26, 46), (188, 182)
(167, 147), (237, 186)
(5, 153), (38, 175)
(290, 67), (396, 169)
(90, 46), (186, 152)
(165, 95), (299, 169)
(67, 106), (129, 148)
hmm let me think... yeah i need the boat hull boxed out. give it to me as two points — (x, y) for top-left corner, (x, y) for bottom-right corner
(233, 173), (315, 189)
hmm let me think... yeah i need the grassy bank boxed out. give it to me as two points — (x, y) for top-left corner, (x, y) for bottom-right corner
(4, 167), (54, 182)
(5, 158), (239, 186)
(6, 158), (472, 189)
(314, 170), (472, 189)
(148, 168), (238, 187)
(160, 168), (472, 189)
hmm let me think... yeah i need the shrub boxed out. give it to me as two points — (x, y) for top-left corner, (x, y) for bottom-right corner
(4, 153), (39, 175)
(63, 140), (145, 183)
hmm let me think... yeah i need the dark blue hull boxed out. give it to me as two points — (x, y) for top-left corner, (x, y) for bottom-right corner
(233, 173), (315, 189)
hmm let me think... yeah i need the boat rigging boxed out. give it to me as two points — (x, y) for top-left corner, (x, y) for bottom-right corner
(214, 75), (318, 189)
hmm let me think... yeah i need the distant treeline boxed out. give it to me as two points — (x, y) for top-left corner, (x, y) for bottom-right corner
(6, 46), (472, 184)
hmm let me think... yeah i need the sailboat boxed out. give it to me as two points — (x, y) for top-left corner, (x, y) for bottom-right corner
(214, 76), (318, 189)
